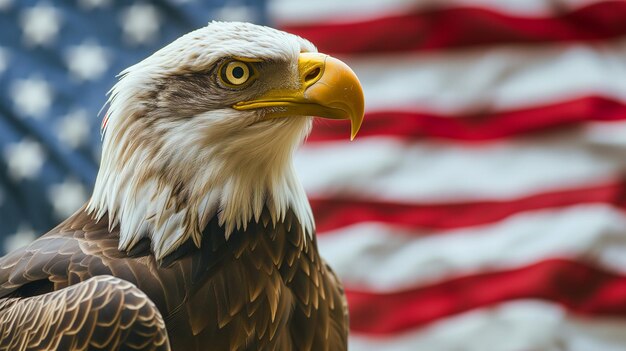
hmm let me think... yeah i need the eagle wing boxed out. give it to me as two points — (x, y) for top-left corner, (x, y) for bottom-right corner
(0, 213), (171, 351)
(0, 275), (170, 351)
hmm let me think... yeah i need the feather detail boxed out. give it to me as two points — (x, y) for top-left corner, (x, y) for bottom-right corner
(0, 276), (170, 351)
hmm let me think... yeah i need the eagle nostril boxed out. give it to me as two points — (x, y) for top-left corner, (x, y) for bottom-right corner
(304, 67), (322, 85)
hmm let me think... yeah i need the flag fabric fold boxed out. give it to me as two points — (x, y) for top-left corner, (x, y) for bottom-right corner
(2, 0), (626, 349)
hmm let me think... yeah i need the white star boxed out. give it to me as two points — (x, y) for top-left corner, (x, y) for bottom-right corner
(78, 0), (111, 10)
(4, 225), (36, 253)
(56, 109), (91, 149)
(48, 179), (88, 220)
(20, 3), (62, 46)
(121, 4), (160, 45)
(214, 5), (256, 22)
(10, 76), (54, 118)
(65, 41), (110, 81)
(0, 48), (8, 75)
(3, 139), (45, 181)
(0, 0), (12, 12)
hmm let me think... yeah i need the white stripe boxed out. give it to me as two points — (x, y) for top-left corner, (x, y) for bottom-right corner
(318, 205), (626, 292)
(270, 0), (604, 25)
(345, 38), (626, 114)
(585, 121), (626, 148)
(297, 129), (626, 203)
(349, 300), (626, 351)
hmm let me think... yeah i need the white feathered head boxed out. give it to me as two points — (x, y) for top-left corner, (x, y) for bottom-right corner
(87, 21), (364, 260)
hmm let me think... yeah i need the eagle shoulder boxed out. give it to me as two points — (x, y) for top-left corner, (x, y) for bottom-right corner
(0, 207), (170, 308)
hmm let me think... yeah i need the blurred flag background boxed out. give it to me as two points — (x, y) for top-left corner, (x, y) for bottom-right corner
(2, 0), (626, 350)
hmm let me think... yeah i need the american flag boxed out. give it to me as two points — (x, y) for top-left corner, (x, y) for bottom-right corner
(2, 0), (626, 350)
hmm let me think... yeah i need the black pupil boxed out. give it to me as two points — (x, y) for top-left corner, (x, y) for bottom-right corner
(232, 66), (245, 79)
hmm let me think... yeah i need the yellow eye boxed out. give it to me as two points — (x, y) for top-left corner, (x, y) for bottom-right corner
(221, 60), (252, 86)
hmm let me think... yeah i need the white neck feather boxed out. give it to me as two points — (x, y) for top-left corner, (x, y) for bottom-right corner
(88, 103), (314, 261)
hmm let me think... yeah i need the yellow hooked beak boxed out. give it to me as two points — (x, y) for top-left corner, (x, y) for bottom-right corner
(233, 53), (365, 140)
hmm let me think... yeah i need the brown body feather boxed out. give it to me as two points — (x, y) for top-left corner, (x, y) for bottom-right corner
(0, 207), (348, 350)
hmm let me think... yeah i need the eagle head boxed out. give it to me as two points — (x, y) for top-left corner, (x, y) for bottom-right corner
(87, 21), (364, 260)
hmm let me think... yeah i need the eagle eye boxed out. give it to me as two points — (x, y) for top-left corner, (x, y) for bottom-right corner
(220, 60), (254, 87)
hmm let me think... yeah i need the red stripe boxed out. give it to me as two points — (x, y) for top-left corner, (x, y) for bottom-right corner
(311, 181), (626, 233)
(281, 2), (626, 54)
(309, 96), (626, 142)
(346, 259), (626, 334)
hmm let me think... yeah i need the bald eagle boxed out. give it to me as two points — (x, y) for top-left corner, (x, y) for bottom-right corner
(0, 22), (363, 351)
